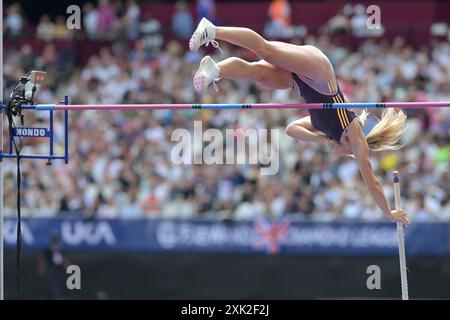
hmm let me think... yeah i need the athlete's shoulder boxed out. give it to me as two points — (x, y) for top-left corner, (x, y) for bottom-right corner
(346, 119), (366, 144)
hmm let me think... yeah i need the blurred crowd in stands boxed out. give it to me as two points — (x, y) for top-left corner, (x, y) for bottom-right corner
(2, 0), (450, 221)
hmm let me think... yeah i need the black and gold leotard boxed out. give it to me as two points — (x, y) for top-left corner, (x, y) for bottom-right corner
(292, 72), (356, 142)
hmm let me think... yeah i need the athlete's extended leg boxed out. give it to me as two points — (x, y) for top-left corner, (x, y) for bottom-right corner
(189, 18), (331, 80)
(215, 28), (330, 80)
(193, 55), (292, 92)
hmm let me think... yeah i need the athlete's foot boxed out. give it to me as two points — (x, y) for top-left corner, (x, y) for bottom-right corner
(193, 55), (220, 93)
(189, 17), (221, 52)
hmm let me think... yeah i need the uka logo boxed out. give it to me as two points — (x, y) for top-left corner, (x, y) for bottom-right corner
(4, 220), (116, 247)
(61, 221), (116, 246)
(4, 220), (34, 244)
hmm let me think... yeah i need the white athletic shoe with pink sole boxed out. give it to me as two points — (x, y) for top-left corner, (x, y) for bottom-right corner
(189, 17), (221, 52)
(193, 55), (220, 93)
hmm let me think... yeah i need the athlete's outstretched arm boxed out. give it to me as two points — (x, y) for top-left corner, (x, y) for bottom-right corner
(348, 126), (410, 225)
(285, 117), (330, 144)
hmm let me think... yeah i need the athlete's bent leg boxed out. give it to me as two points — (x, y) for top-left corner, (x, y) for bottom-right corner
(193, 56), (292, 92)
(218, 58), (292, 90)
(214, 27), (329, 80)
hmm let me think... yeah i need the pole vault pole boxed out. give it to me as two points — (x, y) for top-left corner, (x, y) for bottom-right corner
(393, 171), (409, 300)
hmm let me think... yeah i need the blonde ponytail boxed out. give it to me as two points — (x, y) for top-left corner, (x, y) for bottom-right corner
(358, 109), (407, 152)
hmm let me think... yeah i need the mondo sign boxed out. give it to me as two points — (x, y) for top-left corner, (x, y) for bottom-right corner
(12, 127), (50, 138)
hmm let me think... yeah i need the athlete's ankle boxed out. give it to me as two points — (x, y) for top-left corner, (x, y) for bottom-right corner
(213, 26), (222, 40)
(210, 26), (218, 40)
(216, 63), (223, 78)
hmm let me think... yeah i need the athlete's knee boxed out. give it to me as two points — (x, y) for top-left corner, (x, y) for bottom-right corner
(285, 119), (308, 137)
(258, 40), (276, 62)
(285, 122), (297, 137)
(251, 61), (268, 83)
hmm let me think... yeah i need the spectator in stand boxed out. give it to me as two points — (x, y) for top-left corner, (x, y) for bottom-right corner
(351, 4), (369, 37)
(140, 11), (163, 52)
(172, 1), (194, 39)
(98, 0), (118, 39)
(83, 2), (99, 40)
(413, 197), (439, 221)
(197, 0), (216, 24)
(36, 15), (55, 41)
(113, 0), (126, 20)
(129, 39), (153, 62)
(19, 44), (35, 72)
(124, 0), (141, 40)
(265, 0), (292, 38)
(52, 15), (71, 40)
(325, 7), (351, 35)
(5, 2), (24, 38)
(268, 0), (291, 28)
